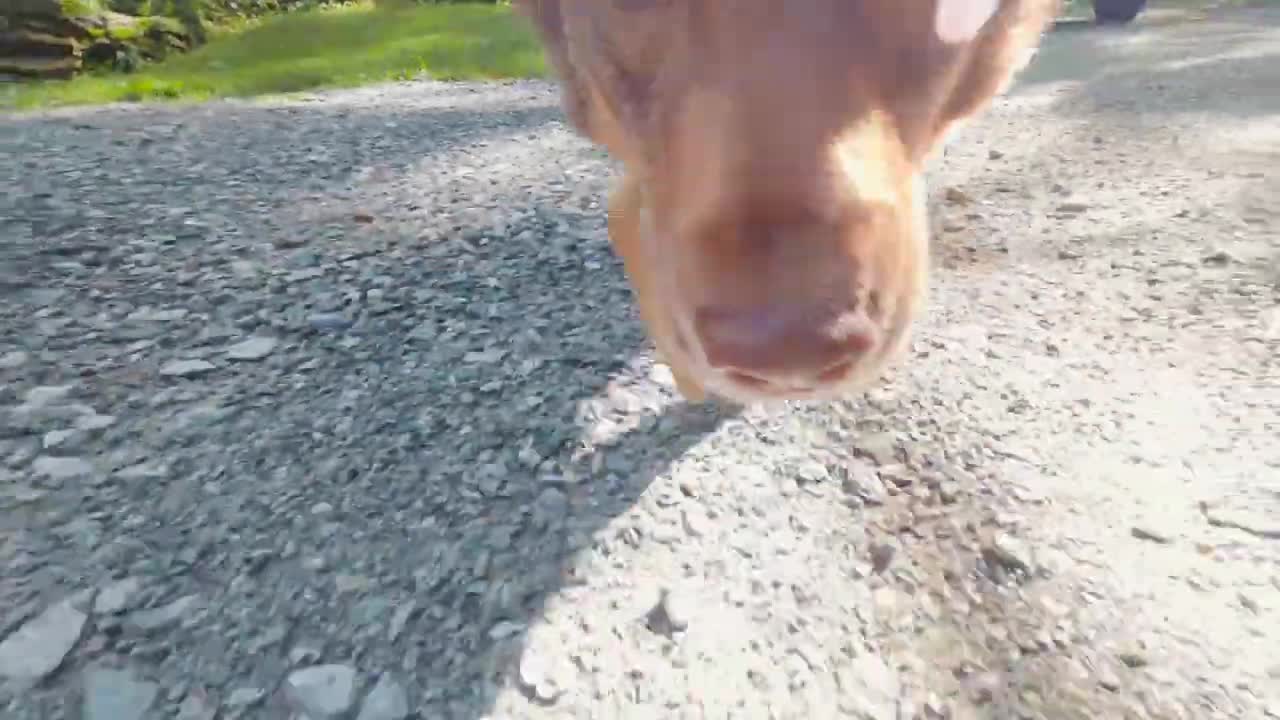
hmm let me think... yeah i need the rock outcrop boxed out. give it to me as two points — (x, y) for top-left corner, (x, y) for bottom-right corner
(0, 0), (198, 80)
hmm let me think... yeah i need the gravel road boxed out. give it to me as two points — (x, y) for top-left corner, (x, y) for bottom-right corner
(2, 6), (1278, 720)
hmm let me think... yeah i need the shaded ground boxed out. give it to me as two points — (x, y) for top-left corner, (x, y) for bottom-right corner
(1, 6), (1277, 720)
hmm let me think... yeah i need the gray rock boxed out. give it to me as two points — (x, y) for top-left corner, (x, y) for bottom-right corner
(308, 313), (352, 332)
(985, 533), (1034, 574)
(95, 577), (144, 615)
(289, 645), (323, 667)
(42, 428), (85, 450)
(285, 664), (358, 720)
(225, 686), (266, 709)
(387, 600), (418, 642)
(23, 384), (74, 408)
(82, 665), (159, 720)
(839, 458), (888, 505)
(645, 588), (691, 637)
(225, 336), (279, 361)
(0, 351), (29, 369)
(74, 413), (118, 432)
(125, 594), (202, 632)
(159, 359), (217, 378)
(0, 594), (88, 682)
(356, 674), (410, 720)
(32, 455), (96, 481)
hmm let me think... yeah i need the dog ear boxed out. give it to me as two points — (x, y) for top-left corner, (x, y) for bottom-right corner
(932, 0), (1057, 144)
(513, 0), (592, 135)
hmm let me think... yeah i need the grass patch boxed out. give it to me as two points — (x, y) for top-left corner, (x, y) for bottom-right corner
(4, 1), (546, 110)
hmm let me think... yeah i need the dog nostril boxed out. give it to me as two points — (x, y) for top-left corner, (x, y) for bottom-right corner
(694, 303), (879, 381)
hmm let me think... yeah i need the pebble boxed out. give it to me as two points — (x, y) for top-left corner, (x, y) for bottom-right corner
(285, 664), (359, 720)
(646, 588), (692, 636)
(126, 594), (202, 632)
(986, 533), (1034, 574)
(308, 313), (353, 332)
(74, 413), (118, 431)
(160, 359), (217, 378)
(95, 577), (144, 615)
(288, 645), (323, 667)
(225, 336), (279, 361)
(32, 455), (96, 481)
(82, 665), (158, 720)
(356, 674), (410, 720)
(23, 384), (74, 407)
(1131, 525), (1173, 544)
(225, 686), (266, 709)
(0, 350), (29, 369)
(518, 651), (562, 704)
(387, 601), (418, 642)
(839, 458), (888, 505)
(0, 594), (89, 682)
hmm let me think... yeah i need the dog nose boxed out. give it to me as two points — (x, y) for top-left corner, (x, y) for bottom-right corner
(693, 302), (878, 385)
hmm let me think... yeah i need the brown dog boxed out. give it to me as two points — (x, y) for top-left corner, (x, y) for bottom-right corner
(516, 1), (1059, 404)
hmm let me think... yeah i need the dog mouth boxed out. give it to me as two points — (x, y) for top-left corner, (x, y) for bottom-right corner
(661, 306), (904, 405)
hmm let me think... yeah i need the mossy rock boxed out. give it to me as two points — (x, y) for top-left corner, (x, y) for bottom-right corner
(1, 0), (201, 78)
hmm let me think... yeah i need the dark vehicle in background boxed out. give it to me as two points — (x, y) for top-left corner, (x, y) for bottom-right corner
(1093, 0), (1148, 24)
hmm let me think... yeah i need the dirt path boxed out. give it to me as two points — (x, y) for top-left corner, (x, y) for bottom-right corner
(1, 7), (1277, 720)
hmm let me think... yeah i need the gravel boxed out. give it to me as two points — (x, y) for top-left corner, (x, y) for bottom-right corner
(2, 8), (1279, 720)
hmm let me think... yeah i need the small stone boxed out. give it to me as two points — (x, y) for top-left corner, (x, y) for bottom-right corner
(985, 533), (1033, 574)
(82, 665), (159, 720)
(308, 313), (352, 332)
(288, 645), (322, 667)
(74, 413), (117, 432)
(1117, 650), (1148, 668)
(285, 664), (358, 720)
(1055, 201), (1089, 213)
(945, 187), (974, 205)
(160, 359), (217, 378)
(870, 542), (897, 574)
(1131, 526), (1173, 544)
(838, 459), (888, 505)
(387, 601), (418, 642)
(23, 385), (74, 407)
(0, 594), (89, 682)
(0, 351), (29, 369)
(646, 588), (691, 636)
(226, 337), (279, 361)
(95, 577), (144, 615)
(988, 149), (1005, 160)
(488, 621), (525, 640)
(796, 460), (829, 485)
(518, 651), (562, 704)
(125, 594), (202, 632)
(1201, 250), (1234, 265)
(356, 674), (410, 720)
(32, 455), (96, 482)
(225, 687), (266, 709)
(43, 428), (85, 450)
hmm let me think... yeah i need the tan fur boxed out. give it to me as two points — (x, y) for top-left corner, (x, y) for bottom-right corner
(516, 0), (1060, 404)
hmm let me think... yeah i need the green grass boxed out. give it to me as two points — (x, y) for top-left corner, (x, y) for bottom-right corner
(4, 1), (547, 111)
